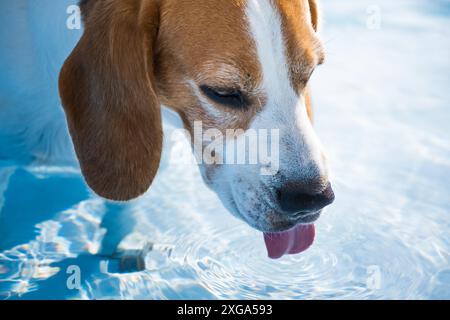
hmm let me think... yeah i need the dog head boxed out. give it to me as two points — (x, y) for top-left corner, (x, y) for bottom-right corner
(59, 0), (334, 241)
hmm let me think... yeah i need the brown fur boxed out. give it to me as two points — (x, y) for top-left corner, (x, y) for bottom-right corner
(59, 0), (162, 201)
(155, 0), (263, 133)
(275, 0), (324, 121)
(275, 0), (324, 90)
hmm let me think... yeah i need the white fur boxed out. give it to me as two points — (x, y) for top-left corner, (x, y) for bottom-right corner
(245, 0), (327, 182)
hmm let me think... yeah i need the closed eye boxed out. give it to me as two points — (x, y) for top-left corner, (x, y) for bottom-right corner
(199, 85), (248, 109)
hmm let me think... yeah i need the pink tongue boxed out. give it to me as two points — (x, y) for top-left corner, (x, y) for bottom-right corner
(263, 224), (315, 259)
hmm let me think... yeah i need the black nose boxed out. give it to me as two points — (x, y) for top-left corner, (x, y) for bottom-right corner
(278, 183), (335, 214)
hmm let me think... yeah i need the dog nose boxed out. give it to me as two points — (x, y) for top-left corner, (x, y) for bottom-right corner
(277, 183), (335, 214)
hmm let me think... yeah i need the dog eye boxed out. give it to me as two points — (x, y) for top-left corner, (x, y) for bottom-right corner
(200, 85), (247, 109)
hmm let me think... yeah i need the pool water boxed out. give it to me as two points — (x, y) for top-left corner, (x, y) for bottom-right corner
(0, 0), (449, 299)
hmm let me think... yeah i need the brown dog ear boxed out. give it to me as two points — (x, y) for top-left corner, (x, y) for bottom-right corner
(308, 0), (320, 31)
(59, 0), (162, 201)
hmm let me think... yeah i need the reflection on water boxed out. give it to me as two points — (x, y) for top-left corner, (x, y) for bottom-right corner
(0, 0), (449, 299)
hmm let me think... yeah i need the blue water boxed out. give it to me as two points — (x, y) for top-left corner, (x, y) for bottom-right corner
(0, 0), (449, 299)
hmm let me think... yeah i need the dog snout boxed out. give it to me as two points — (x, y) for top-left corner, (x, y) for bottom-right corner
(277, 182), (335, 215)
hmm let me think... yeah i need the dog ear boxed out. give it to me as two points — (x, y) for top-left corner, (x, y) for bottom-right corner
(59, 0), (162, 201)
(308, 0), (320, 32)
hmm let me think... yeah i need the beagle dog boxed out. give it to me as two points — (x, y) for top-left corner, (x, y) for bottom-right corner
(63, 0), (335, 259)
